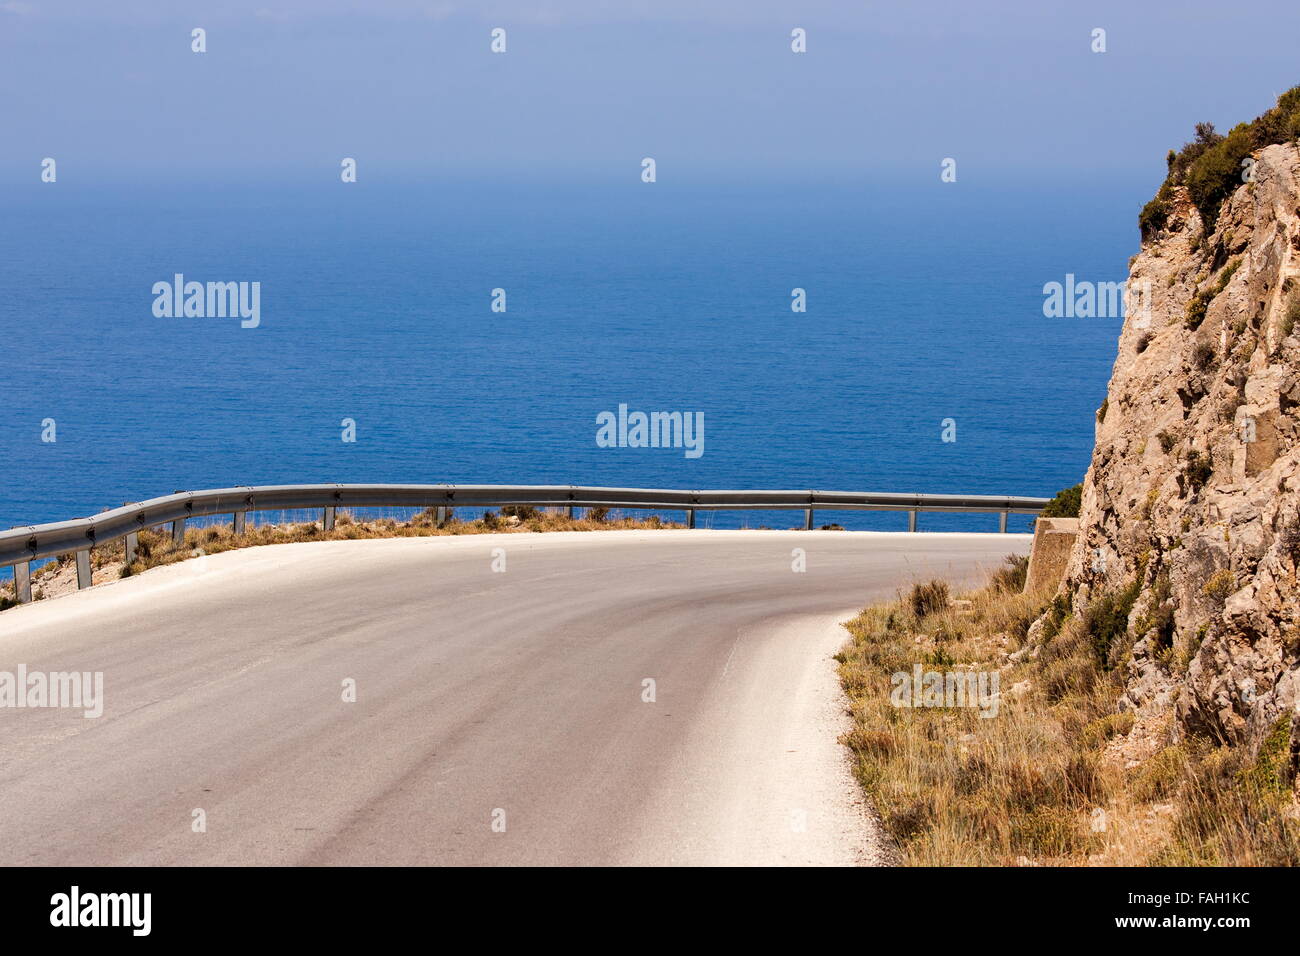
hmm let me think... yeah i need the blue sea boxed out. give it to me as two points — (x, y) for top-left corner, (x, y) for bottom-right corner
(0, 175), (1144, 548)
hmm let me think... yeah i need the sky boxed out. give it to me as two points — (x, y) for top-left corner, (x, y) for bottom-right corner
(2, 0), (1299, 186)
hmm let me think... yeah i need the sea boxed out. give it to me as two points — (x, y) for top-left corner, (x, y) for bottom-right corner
(0, 173), (1146, 553)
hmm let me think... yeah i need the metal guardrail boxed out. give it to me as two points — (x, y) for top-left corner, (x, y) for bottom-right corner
(0, 484), (1051, 604)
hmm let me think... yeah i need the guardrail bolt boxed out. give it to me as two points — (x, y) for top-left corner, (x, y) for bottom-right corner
(15, 561), (32, 603)
(323, 507), (336, 531)
(76, 550), (92, 590)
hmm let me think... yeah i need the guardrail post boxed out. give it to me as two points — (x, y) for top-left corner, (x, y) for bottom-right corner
(171, 518), (186, 546)
(435, 506), (447, 524)
(232, 512), (246, 534)
(999, 510), (1008, 533)
(15, 561), (32, 604)
(686, 508), (695, 529)
(323, 507), (336, 531)
(125, 532), (138, 564)
(76, 550), (92, 590)
(908, 510), (918, 533)
(804, 508), (814, 530)
(566, 506), (575, 519)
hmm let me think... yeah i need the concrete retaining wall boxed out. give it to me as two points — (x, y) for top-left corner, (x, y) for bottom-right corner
(1024, 517), (1079, 594)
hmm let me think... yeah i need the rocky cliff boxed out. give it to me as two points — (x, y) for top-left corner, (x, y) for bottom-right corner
(1061, 129), (1300, 754)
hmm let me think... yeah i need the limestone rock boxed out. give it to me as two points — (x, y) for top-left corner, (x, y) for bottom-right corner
(1053, 142), (1300, 748)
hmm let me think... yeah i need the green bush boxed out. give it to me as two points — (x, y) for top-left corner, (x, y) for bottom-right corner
(1202, 569), (1236, 604)
(1167, 122), (1224, 183)
(1139, 87), (1300, 238)
(1138, 182), (1175, 239)
(1185, 289), (1211, 329)
(1040, 592), (1072, 641)
(1183, 450), (1213, 492)
(1185, 124), (1255, 232)
(1217, 257), (1242, 289)
(1185, 260), (1238, 330)
(1149, 573), (1176, 656)
(1082, 579), (1143, 667)
(1041, 484), (1083, 518)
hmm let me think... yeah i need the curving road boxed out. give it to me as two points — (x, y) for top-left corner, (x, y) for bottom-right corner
(0, 529), (1028, 866)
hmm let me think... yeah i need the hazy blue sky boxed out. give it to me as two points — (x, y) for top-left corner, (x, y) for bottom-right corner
(1, 0), (1298, 185)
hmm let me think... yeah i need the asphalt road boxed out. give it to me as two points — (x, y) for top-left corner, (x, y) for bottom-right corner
(0, 530), (1029, 866)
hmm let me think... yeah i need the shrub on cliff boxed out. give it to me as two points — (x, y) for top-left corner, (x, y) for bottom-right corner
(1082, 578), (1143, 668)
(1041, 483), (1082, 519)
(1184, 123), (1255, 232)
(1138, 182), (1175, 240)
(1182, 450), (1214, 492)
(1184, 258), (1240, 330)
(1140, 86), (1300, 237)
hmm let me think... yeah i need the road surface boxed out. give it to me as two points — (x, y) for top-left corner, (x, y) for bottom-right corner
(0, 530), (1028, 866)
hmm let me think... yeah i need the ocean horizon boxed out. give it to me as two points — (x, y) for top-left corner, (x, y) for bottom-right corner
(1, 175), (1146, 539)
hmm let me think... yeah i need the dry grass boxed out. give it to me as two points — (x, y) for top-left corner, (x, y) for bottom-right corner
(0, 507), (682, 609)
(836, 559), (1300, 866)
(118, 506), (683, 578)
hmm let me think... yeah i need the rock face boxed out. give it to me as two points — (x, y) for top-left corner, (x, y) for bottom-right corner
(1062, 142), (1300, 747)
